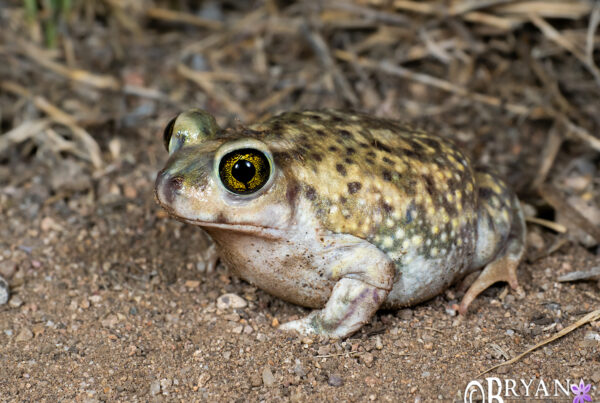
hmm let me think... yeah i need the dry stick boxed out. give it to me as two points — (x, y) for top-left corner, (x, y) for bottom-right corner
(530, 124), (563, 189)
(390, 0), (522, 31)
(561, 115), (600, 152)
(334, 50), (532, 116)
(586, 2), (600, 64)
(176, 64), (248, 121)
(495, 1), (593, 19)
(145, 7), (224, 30)
(0, 119), (50, 152)
(18, 39), (120, 90)
(326, 1), (410, 25)
(479, 309), (600, 376)
(17, 39), (170, 101)
(0, 81), (103, 169)
(525, 216), (567, 234)
(529, 13), (600, 87)
(538, 183), (600, 244)
(301, 24), (359, 106)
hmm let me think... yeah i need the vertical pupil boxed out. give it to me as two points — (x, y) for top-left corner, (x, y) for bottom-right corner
(232, 159), (255, 184)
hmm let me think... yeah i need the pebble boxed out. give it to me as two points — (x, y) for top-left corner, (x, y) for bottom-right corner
(0, 260), (17, 279)
(375, 336), (383, 350)
(16, 327), (33, 342)
(301, 337), (313, 345)
(0, 276), (8, 305)
(398, 309), (413, 321)
(506, 329), (515, 336)
(328, 374), (344, 387)
(216, 293), (247, 310)
(250, 373), (262, 387)
(8, 295), (22, 308)
(160, 378), (172, 392)
(317, 345), (331, 356)
(364, 376), (378, 387)
(293, 360), (307, 377)
(362, 352), (374, 368)
(197, 373), (210, 387)
(445, 307), (457, 316)
(262, 366), (276, 387)
(149, 380), (161, 396)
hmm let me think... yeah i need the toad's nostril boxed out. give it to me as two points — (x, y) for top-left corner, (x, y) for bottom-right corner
(156, 171), (184, 205)
(169, 175), (184, 190)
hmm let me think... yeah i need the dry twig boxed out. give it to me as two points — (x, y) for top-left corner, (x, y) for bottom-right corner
(479, 309), (600, 376)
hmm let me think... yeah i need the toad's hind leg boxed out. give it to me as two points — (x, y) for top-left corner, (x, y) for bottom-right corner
(458, 172), (526, 315)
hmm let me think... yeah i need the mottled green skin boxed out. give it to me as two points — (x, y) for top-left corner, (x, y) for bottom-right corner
(250, 111), (480, 269)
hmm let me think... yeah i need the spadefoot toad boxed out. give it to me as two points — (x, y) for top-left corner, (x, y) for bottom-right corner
(155, 109), (525, 338)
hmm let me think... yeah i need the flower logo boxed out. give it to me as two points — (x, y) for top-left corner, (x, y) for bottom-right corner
(572, 379), (592, 403)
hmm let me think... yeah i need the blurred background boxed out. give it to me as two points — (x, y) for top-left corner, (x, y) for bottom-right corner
(0, 0), (599, 401)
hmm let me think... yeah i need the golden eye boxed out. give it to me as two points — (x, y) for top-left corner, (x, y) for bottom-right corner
(218, 148), (270, 194)
(163, 116), (177, 151)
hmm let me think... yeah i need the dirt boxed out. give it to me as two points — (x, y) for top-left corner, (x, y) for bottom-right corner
(1, 1), (600, 401)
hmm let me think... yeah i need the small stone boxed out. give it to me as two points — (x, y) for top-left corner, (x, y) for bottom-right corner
(445, 307), (457, 316)
(0, 261), (17, 279)
(496, 365), (509, 375)
(197, 373), (210, 387)
(184, 280), (200, 288)
(375, 336), (383, 350)
(364, 376), (378, 387)
(271, 318), (279, 327)
(506, 329), (515, 336)
(243, 325), (253, 334)
(422, 371), (430, 378)
(232, 325), (243, 334)
(293, 360), (307, 377)
(262, 366), (276, 387)
(160, 378), (172, 392)
(317, 345), (331, 356)
(0, 277), (8, 305)
(398, 309), (413, 321)
(216, 293), (247, 310)
(101, 315), (118, 328)
(362, 352), (374, 368)
(149, 380), (161, 396)
(591, 371), (600, 383)
(301, 337), (313, 345)
(16, 327), (33, 342)
(8, 295), (22, 308)
(328, 374), (344, 387)
(250, 373), (262, 387)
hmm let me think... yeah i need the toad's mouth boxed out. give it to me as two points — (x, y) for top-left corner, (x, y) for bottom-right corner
(181, 217), (284, 239)
(154, 188), (284, 239)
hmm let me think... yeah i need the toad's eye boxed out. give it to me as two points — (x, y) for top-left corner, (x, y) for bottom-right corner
(163, 116), (177, 151)
(218, 148), (270, 194)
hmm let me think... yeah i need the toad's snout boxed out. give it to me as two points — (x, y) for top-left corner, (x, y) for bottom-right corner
(155, 169), (184, 206)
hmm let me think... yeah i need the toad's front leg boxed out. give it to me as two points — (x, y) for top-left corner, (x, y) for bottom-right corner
(280, 237), (395, 338)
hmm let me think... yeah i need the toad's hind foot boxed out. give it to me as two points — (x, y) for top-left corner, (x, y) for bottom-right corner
(458, 246), (521, 315)
(459, 172), (526, 315)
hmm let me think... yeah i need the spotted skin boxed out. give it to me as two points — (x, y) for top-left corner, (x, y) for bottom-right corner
(155, 109), (526, 337)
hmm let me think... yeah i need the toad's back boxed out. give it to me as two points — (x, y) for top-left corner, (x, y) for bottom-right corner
(250, 110), (481, 304)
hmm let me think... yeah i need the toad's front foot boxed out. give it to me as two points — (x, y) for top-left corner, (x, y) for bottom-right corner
(279, 278), (389, 338)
